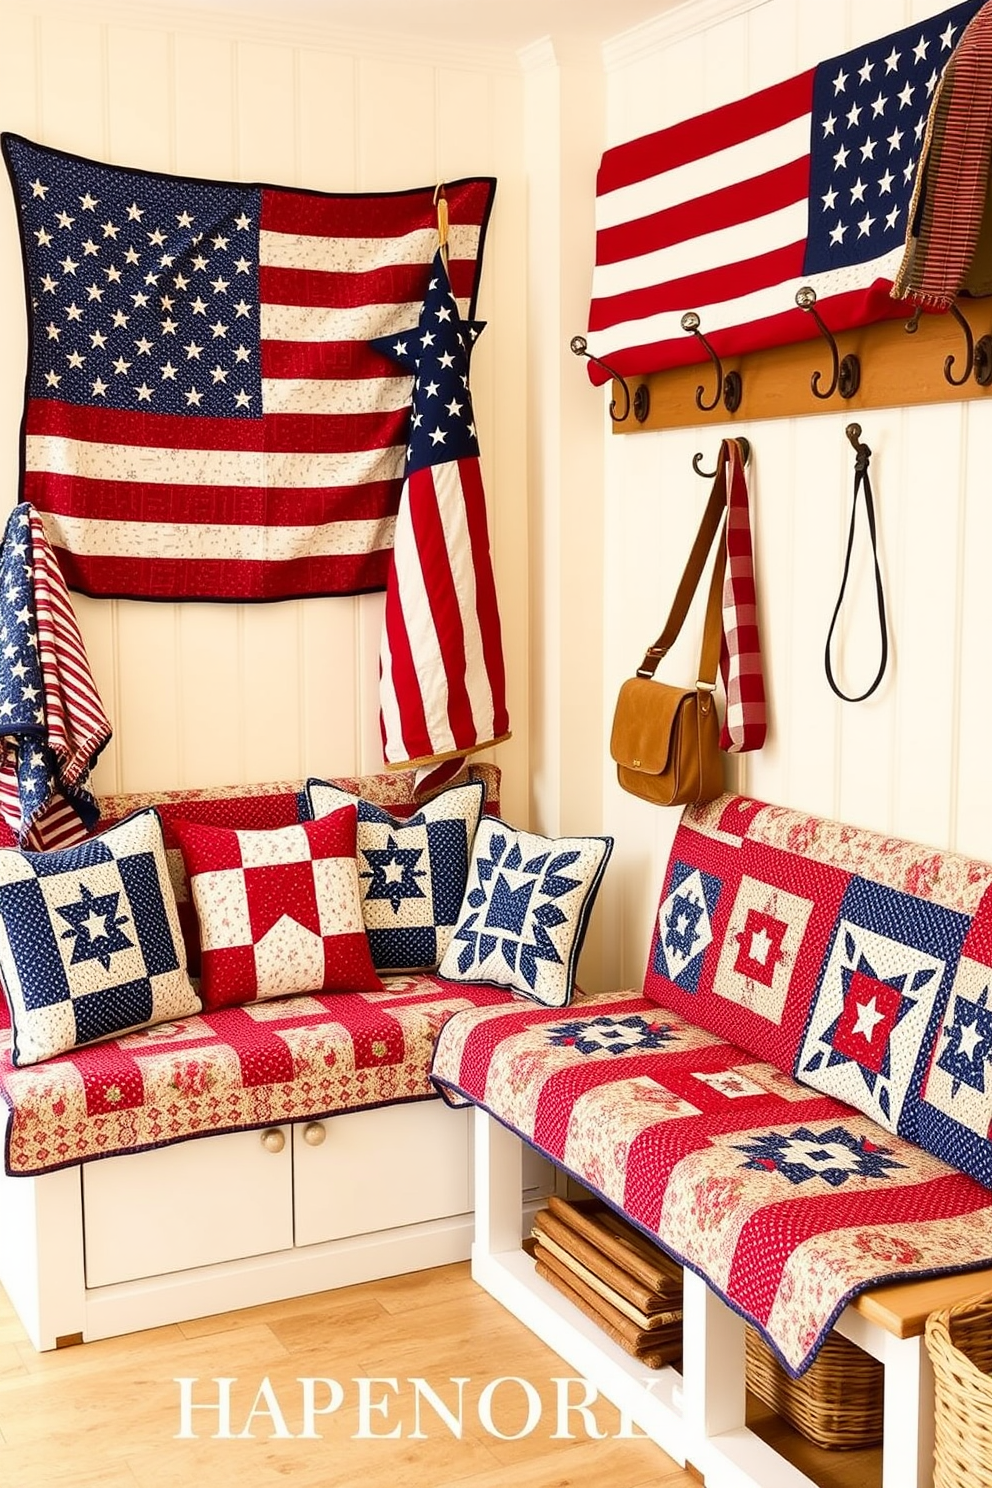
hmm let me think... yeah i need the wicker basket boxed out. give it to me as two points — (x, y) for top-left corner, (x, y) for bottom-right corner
(745, 1326), (883, 1451)
(926, 1291), (992, 1488)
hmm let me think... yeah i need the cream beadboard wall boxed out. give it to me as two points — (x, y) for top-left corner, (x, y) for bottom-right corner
(0, 0), (532, 825)
(4, 0), (987, 1002)
(596, 0), (992, 990)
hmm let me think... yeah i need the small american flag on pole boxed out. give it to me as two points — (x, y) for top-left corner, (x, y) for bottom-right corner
(2, 134), (494, 602)
(585, 0), (985, 384)
(372, 246), (509, 793)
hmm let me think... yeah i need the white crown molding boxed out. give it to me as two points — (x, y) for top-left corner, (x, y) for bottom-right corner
(16, 0), (525, 74)
(603, 0), (767, 69)
(517, 36), (558, 74)
(517, 33), (605, 73)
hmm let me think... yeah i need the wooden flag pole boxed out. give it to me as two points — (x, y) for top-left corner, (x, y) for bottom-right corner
(434, 182), (449, 271)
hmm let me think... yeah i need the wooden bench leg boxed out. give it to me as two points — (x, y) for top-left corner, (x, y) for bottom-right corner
(681, 1267), (746, 1441)
(682, 1271), (821, 1488)
(838, 1305), (935, 1488)
(472, 1106), (523, 1260)
(880, 1332), (934, 1488)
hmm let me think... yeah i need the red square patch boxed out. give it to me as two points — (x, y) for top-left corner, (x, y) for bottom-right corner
(832, 970), (902, 1074)
(733, 908), (789, 987)
(173, 806), (383, 1011)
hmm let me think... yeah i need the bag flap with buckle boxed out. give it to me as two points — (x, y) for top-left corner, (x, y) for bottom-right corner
(609, 676), (693, 775)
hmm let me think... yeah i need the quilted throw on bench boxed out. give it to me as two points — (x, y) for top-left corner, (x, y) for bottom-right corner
(643, 794), (992, 1191)
(430, 987), (992, 1375)
(0, 977), (510, 1177)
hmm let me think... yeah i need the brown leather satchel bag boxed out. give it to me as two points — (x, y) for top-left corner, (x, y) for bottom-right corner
(609, 445), (731, 807)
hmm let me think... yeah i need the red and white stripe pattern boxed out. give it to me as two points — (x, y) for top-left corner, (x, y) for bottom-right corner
(375, 251), (509, 794)
(585, 1), (982, 383)
(28, 508), (111, 794)
(380, 459), (510, 791)
(894, 1), (992, 307)
(0, 507), (112, 850)
(4, 134), (495, 602)
(720, 443), (765, 755)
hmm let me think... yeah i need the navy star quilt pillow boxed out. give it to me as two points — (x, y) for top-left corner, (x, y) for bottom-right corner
(437, 818), (613, 1007)
(305, 777), (485, 973)
(0, 808), (200, 1067)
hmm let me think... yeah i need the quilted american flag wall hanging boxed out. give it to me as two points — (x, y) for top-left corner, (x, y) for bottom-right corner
(1, 134), (495, 603)
(584, 0), (987, 384)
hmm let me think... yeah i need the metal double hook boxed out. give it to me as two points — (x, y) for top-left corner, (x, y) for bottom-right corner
(795, 286), (861, 399)
(692, 437), (751, 478)
(569, 335), (650, 423)
(905, 303), (992, 387)
(680, 311), (742, 413)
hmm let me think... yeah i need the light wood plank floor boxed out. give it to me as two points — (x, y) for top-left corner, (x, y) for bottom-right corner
(0, 1263), (881, 1488)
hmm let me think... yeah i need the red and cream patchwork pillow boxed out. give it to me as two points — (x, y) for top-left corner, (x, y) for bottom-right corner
(95, 781), (307, 977)
(172, 806), (383, 1010)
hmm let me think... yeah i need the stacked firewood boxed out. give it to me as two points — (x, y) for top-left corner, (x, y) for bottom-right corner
(529, 1194), (683, 1368)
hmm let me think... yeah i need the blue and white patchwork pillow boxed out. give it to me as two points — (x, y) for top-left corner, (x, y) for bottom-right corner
(437, 818), (614, 1007)
(305, 778), (485, 972)
(0, 808), (200, 1067)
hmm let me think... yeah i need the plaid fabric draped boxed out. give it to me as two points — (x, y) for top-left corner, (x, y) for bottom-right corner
(894, 0), (992, 308)
(720, 440), (765, 755)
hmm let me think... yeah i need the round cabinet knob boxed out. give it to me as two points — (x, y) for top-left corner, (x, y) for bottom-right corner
(302, 1121), (326, 1147)
(260, 1127), (285, 1154)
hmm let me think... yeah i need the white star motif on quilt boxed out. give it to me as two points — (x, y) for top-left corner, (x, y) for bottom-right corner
(779, 1137), (862, 1173)
(852, 995), (886, 1043)
(957, 1019), (983, 1063)
(749, 927), (773, 965)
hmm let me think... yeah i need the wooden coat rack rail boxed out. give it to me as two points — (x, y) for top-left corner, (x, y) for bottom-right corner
(590, 303), (992, 434)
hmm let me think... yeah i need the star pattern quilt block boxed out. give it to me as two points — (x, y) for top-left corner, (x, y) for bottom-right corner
(430, 987), (992, 1375)
(306, 778), (485, 972)
(649, 795), (992, 1192)
(436, 817), (613, 1007)
(642, 819), (744, 1022)
(920, 943), (992, 1187)
(653, 863), (721, 989)
(172, 806), (383, 1011)
(0, 807), (200, 1066)
(794, 875), (968, 1135)
(706, 839), (851, 1072)
(96, 782), (308, 977)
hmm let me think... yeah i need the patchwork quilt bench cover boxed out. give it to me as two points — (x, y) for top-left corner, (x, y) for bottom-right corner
(0, 763), (516, 1176)
(430, 791), (992, 1377)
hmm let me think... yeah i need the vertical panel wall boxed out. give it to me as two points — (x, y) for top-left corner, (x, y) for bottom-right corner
(0, 1), (528, 824)
(597, 0), (992, 988)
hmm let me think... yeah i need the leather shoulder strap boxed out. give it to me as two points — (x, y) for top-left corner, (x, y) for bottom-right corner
(637, 440), (732, 679)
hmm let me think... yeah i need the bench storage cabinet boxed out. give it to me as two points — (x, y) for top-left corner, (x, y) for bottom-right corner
(1, 1102), (554, 1350)
(83, 1099), (476, 1286)
(0, 762), (553, 1350)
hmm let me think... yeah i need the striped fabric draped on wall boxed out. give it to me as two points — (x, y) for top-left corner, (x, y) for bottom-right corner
(0, 503), (112, 848)
(585, 0), (985, 382)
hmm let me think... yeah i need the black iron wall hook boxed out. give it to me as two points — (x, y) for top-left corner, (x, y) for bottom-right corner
(904, 302), (992, 387)
(909, 301), (975, 386)
(795, 286), (861, 399)
(569, 335), (649, 423)
(944, 304), (974, 386)
(845, 421), (870, 469)
(692, 436), (751, 477)
(680, 311), (742, 413)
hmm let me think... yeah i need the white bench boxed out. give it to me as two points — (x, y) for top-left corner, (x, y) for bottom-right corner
(472, 1106), (988, 1488)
